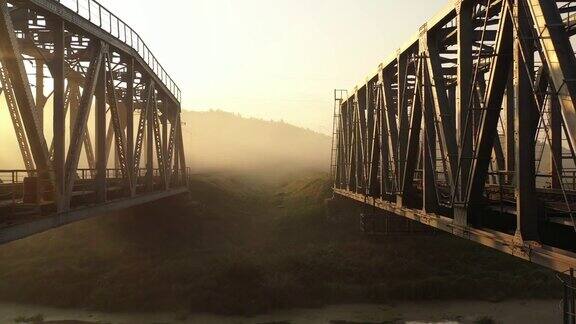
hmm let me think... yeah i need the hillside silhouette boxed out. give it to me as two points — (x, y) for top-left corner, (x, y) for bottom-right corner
(0, 107), (332, 172)
(181, 110), (331, 172)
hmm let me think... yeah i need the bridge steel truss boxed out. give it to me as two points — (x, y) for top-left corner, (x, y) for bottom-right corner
(332, 0), (576, 273)
(0, 0), (188, 243)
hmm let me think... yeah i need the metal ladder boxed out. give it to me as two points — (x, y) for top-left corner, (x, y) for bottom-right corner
(331, 89), (347, 188)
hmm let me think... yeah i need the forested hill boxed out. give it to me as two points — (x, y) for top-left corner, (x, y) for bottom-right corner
(181, 110), (332, 172)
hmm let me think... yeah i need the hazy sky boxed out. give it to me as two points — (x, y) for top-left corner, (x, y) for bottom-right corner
(95, 0), (446, 133)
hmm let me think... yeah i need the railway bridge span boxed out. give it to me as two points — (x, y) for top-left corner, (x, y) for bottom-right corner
(332, 0), (576, 274)
(0, 0), (188, 244)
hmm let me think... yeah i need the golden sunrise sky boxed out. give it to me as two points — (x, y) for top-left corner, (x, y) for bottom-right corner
(0, 0), (449, 140)
(91, 0), (448, 133)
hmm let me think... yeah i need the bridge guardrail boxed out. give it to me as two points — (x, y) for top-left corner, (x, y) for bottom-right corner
(55, 0), (181, 102)
(0, 170), (35, 184)
(0, 168), (188, 184)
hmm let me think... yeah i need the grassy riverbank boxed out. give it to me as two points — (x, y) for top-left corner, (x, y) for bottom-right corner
(0, 171), (561, 315)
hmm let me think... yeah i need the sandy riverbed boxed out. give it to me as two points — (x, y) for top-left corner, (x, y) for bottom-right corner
(0, 300), (562, 323)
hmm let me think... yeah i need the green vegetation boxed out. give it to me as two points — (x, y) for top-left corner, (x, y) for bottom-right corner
(0, 171), (561, 315)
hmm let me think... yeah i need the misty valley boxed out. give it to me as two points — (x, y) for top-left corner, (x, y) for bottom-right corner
(0, 112), (563, 323)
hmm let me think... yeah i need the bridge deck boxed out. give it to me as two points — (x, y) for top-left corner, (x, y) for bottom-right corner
(0, 187), (187, 244)
(0, 172), (189, 244)
(335, 189), (576, 272)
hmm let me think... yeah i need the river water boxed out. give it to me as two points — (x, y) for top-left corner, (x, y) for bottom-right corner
(0, 300), (561, 323)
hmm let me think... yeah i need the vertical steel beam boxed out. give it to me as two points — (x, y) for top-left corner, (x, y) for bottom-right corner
(342, 101), (352, 189)
(347, 99), (358, 190)
(162, 112), (168, 171)
(456, 0), (474, 202)
(447, 85), (456, 132)
(505, 74), (515, 184)
(35, 59), (44, 133)
(53, 19), (65, 210)
(368, 81), (381, 196)
(514, 0), (538, 241)
(356, 88), (368, 192)
(337, 113), (346, 189)
(133, 81), (154, 182)
(377, 73), (390, 195)
(177, 110), (187, 186)
(152, 96), (167, 189)
(366, 81), (375, 169)
(126, 57), (135, 195)
(397, 53), (409, 192)
(423, 62), (438, 213)
(166, 111), (178, 185)
(347, 99), (355, 190)
(551, 94), (563, 189)
(114, 142), (120, 176)
(172, 116), (181, 185)
(95, 50), (107, 203)
(339, 103), (347, 188)
(69, 85), (77, 146)
(146, 89), (155, 191)
(339, 113), (346, 189)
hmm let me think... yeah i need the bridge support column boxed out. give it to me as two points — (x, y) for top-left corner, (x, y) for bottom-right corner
(146, 84), (155, 192)
(125, 57), (135, 196)
(422, 62), (438, 213)
(95, 53), (107, 203)
(551, 94), (563, 190)
(162, 112), (169, 190)
(452, 0), (474, 229)
(53, 19), (65, 211)
(35, 59), (44, 133)
(177, 111), (188, 186)
(505, 75), (515, 185)
(456, 0), (473, 205)
(514, 0), (538, 242)
(397, 52), (409, 193)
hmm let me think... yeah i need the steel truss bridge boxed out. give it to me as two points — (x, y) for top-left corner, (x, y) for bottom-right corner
(0, 0), (188, 244)
(332, 0), (576, 273)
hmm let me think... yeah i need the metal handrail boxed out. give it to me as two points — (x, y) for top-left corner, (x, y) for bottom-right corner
(54, 0), (181, 102)
(0, 167), (187, 184)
